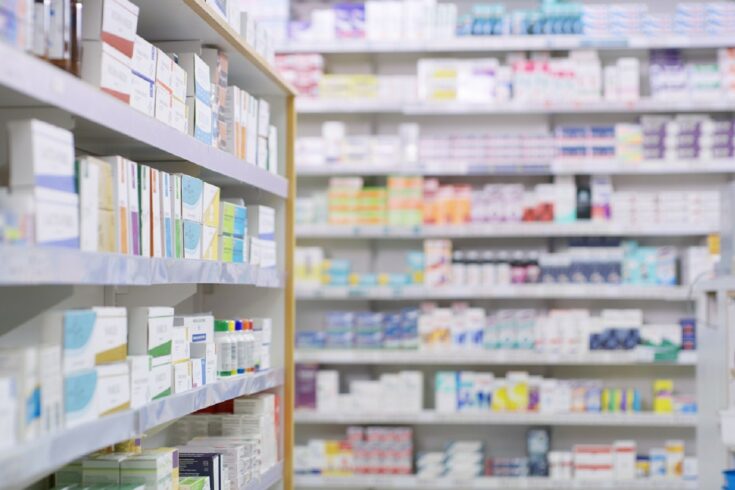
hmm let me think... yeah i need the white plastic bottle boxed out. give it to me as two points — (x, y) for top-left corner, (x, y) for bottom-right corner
(214, 320), (235, 378)
(243, 319), (256, 373)
(235, 320), (247, 375)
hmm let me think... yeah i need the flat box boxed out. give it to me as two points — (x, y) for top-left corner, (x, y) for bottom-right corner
(256, 135), (269, 169)
(171, 98), (188, 134)
(245, 94), (259, 164)
(82, 41), (132, 104)
(128, 307), (174, 366)
(127, 355), (151, 409)
(268, 125), (278, 174)
(104, 156), (130, 254)
(257, 98), (270, 137)
(64, 368), (98, 428)
(172, 327), (190, 364)
(13, 188), (80, 248)
(79, 155), (114, 210)
(150, 168), (163, 257)
(219, 202), (246, 238)
(130, 72), (155, 117)
(82, 0), (138, 57)
(187, 96), (213, 146)
(160, 171), (174, 258)
(177, 53), (212, 101)
(172, 174), (184, 258)
(77, 156), (114, 252)
(121, 450), (173, 486)
(173, 360), (192, 394)
(247, 205), (275, 240)
(184, 219), (203, 259)
(8, 119), (75, 193)
(154, 82), (173, 126)
(92, 306), (127, 365)
(174, 315), (214, 343)
(190, 358), (204, 389)
(202, 225), (218, 261)
(97, 362), (130, 416)
(179, 452), (222, 490)
(149, 363), (172, 400)
(180, 476), (210, 490)
(180, 174), (204, 222)
(125, 158), (140, 255)
(155, 48), (174, 90)
(83, 453), (130, 485)
(170, 60), (188, 101)
(138, 165), (152, 257)
(131, 35), (156, 81)
(98, 208), (117, 253)
(39, 345), (63, 435)
(219, 235), (245, 263)
(202, 182), (220, 227)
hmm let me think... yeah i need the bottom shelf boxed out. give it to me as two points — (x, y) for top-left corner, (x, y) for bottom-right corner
(294, 475), (697, 489)
(248, 461), (284, 490)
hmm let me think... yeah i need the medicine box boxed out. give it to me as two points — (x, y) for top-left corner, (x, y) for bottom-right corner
(187, 96), (213, 146)
(125, 159), (140, 255)
(151, 168), (163, 257)
(130, 72), (155, 117)
(256, 135), (269, 169)
(219, 202), (246, 238)
(190, 358), (204, 388)
(247, 205), (275, 240)
(172, 174), (184, 258)
(174, 315), (214, 343)
(184, 220), (203, 259)
(105, 156), (131, 254)
(82, 453), (130, 485)
(219, 235), (245, 263)
(8, 119), (75, 194)
(39, 345), (63, 435)
(178, 452), (221, 490)
(202, 182), (220, 228)
(257, 98), (270, 137)
(64, 368), (98, 428)
(128, 307), (174, 366)
(0, 348), (39, 440)
(180, 476), (210, 490)
(172, 327), (190, 364)
(177, 53), (211, 101)
(149, 363), (172, 400)
(173, 360), (192, 394)
(155, 48), (174, 91)
(97, 362), (131, 417)
(246, 95), (259, 164)
(172, 98), (188, 133)
(15, 187), (80, 248)
(160, 171), (174, 258)
(92, 306), (127, 365)
(170, 60), (188, 102)
(268, 125), (278, 174)
(155, 81), (173, 126)
(127, 355), (151, 409)
(82, 0), (139, 57)
(180, 175), (204, 222)
(139, 165), (152, 256)
(121, 450), (174, 487)
(78, 156), (114, 252)
(43, 309), (96, 373)
(202, 225), (219, 261)
(132, 35), (156, 81)
(82, 41), (133, 104)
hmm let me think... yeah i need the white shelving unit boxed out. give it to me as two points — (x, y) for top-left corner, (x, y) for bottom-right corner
(296, 223), (718, 239)
(0, 0), (296, 488)
(286, 4), (719, 488)
(294, 411), (697, 427)
(295, 349), (698, 366)
(295, 285), (693, 301)
(293, 475), (698, 489)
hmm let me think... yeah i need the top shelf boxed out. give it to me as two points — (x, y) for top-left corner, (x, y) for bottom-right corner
(277, 34), (735, 55)
(135, 0), (295, 96)
(0, 43), (287, 198)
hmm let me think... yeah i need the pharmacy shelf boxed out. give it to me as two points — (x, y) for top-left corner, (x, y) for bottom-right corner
(136, 0), (294, 96)
(294, 475), (698, 489)
(294, 411), (697, 427)
(278, 34), (735, 54)
(249, 461), (285, 490)
(295, 285), (692, 302)
(0, 246), (282, 287)
(0, 410), (139, 489)
(297, 160), (735, 177)
(138, 368), (284, 432)
(296, 97), (735, 115)
(0, 369), (283, 489)
(294, 349), (698, 367)
(296, 223), (718, 239)
(0, 42), (288, 198)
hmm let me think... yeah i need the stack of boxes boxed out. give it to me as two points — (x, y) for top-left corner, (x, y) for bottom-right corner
(219, 201), (248, 263)
(129, 307), (174, 401)
(417, 442), (485, 479)
(81, 0), (139, 105)
(175, 314), (217, 388)
(249, 205), (276, 268)
(130, 36), (157, 118)
(180, 53), (213, 146)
